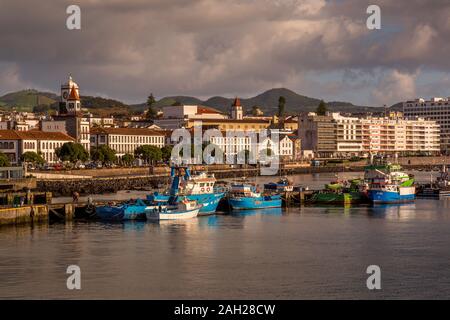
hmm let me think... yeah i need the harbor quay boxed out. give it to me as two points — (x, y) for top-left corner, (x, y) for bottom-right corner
(33, 155), (450, 197)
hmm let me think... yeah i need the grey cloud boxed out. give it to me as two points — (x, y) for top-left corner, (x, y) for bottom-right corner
(0, 0), (450, 106)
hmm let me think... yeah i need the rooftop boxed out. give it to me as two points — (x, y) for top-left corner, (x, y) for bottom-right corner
(0, 130), (75, 141)
(91, 127), (166, 136)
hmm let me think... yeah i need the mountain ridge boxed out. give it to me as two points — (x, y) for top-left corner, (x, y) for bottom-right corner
(1, 87), (389, 115)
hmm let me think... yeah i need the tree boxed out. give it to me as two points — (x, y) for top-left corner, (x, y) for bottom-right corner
(278, 96), (286, 117)
(161, 145), (173, 162)
(21, 151), (45, 165)
(146, 93), (157, 119)
(134, 145), (162, 164)
(316, 100), (328, 116)
(0, 152), (10, 167)
(90, 145), (117, 164)
(56, 142), (89, 163)
(251, 106), (263, 116)
(122, 153), (135, 166)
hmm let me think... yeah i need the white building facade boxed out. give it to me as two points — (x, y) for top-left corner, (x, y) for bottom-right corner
(90, 127), (165, 157)
(300, 112), (441, 157)
(0, 130), (75, 164)
(403, 97), (450, 154)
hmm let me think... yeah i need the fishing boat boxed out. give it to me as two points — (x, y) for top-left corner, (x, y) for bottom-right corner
(146, 198), (202, 220)
(228, 183), (282, 210)
(416, 165), (450, 199)
(312, 179), (368, 204)
(264, 177), (294, 192)
(95, 199), (149, 221)
(365, 160), (415, 204)
(147, 166), (225, 215)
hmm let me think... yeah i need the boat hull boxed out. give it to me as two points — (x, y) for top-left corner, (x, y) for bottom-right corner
(229, 196), (282, 210)
(95, 205), (147, 221)
(368, 187), (416, 204)
(148, 192), (225, 215)
(312, 191), (366, 204)
(146, 207), (200, 221)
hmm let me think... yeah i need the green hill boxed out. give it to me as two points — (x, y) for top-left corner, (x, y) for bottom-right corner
(1, 88), (380, 116)
(0, 89), (132, 115)
(0, 89), (57, 111)
(132, 88), (377, 115)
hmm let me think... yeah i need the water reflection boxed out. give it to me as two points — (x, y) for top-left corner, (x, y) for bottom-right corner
(368, 203), (417, 220)
(230, 207), (283, 217)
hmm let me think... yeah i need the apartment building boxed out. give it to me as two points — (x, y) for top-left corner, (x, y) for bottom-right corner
(299, 113), (440, 157)
(298, 114), (337, 158)
(403, 97), (450, 153)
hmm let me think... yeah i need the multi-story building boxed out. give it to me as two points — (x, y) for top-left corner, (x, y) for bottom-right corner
(299, 112), (440, 158)
(298, 113), (337, 158)
(403, 97), (450, 153)
(0, 130), (75, 164)
(207, 130), (299, 163)
(90, 127), (165, 157)
(86, 113), (114, 127)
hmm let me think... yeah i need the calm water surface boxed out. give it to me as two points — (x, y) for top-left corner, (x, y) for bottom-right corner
(1, 172), (450, 299)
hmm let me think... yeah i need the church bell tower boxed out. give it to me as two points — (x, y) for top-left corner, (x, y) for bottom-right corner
(59, 75), (81, 115)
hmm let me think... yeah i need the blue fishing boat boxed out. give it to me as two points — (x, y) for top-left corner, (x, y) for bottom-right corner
(264, 177), (293, 192)
(147, 166), (225, 215)
(228, 184), (282, 210)
(95, 199), (148, 221)
(365, 161), (415, 204)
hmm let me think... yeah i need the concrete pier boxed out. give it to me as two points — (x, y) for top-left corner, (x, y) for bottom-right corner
(0, 205), (48, 226)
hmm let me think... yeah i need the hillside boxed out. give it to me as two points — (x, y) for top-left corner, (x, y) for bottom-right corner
(0, 89), (131, 115)
(0, 89), (58, 111)
(135, 88), (376, 114)
(2, 87), (379, 116)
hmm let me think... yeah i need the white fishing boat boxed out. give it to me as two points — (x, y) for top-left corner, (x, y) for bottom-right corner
(145, 198), (202, 221)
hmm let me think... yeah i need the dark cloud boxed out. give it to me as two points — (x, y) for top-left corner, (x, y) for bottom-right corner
(1, 0), (450, 105)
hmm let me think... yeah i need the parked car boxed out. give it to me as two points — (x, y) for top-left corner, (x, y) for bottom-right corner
(85, 163), (96, 169)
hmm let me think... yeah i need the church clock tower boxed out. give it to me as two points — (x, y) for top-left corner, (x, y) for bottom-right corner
(60, 75), (81, 115)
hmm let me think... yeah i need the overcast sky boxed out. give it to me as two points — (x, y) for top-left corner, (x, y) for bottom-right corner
(1, 0), (450, 106)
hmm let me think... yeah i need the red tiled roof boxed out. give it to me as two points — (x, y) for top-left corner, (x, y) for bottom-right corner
(188, 118), (270, 124)
(90, 127), (166, 136)
(196, 106), (223, 115)
(232, 97), (241, 107)
(0, 130), (75, 141)
(68, 86), (80, 100)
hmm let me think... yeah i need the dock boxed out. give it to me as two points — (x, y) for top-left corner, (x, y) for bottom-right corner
(281, 190), (316, 206)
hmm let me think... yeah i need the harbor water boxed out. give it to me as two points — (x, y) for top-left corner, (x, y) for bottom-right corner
(1, 172), (450, 299)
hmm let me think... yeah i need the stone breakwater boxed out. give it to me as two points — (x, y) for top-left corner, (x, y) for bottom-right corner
(37, 166), (368, 197)
(37, 176), (171, 197)
(36, 164), (440, 197)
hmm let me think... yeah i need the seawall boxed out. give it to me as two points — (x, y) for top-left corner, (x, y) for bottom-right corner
(36, 160), (450, 197)
(0, 205), (48, 226)
(36, 166), (364, 197)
